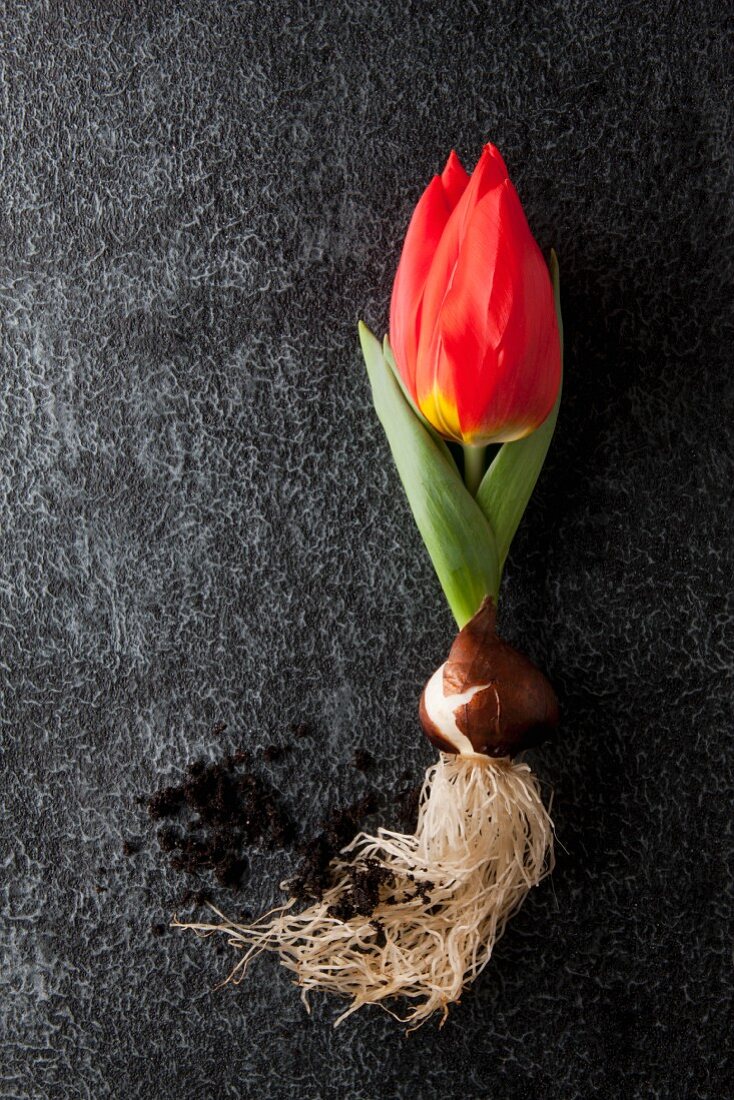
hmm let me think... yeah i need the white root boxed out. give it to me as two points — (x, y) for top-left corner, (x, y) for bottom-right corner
(173, 753), (554, 1028)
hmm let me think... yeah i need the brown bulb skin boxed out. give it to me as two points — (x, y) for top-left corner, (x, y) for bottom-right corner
(419, 597), (559, 757)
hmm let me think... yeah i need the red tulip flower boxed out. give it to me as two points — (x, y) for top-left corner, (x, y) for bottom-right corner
(389, 144), (561, 450)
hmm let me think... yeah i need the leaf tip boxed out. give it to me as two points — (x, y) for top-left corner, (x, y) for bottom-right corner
(358, 320), (380, 358)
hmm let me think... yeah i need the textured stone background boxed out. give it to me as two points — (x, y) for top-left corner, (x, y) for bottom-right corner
(1, 1), (731, 1098)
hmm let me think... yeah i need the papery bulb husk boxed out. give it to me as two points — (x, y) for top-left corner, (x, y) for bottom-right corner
(420, 596), (559, 757)
(174, 750), (554, 1029)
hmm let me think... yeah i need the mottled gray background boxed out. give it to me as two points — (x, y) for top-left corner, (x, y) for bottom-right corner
(1, 1), (732, 1098)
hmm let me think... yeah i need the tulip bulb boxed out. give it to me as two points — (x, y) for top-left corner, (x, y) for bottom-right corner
(420, 597), (559, 757)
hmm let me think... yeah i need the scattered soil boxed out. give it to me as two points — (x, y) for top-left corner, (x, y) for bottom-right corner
(135, 722), (423, 923)
(289, 792), (379, 902)
(353, 748), (373, 772)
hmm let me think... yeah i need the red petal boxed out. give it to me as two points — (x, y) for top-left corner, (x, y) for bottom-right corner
(415, 147), (508, 413)
(453, 144), (509, 241)
(448, 180), (560, 442)
(390, 175), (456, 399)
(437, 184), (510, 403)
(440, 150), (470, 209)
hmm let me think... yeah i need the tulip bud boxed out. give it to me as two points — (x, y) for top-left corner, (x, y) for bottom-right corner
(419, 597), (559, 757)
(390, 144), (561, 447)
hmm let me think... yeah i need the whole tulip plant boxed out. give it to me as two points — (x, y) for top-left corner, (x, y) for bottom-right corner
(180, 144), (564, 1028)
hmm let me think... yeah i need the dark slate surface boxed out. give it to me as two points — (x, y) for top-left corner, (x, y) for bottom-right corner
(1, 2), (731, 1098)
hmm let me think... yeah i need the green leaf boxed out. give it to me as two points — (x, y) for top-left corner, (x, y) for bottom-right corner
(359, 321), (500, 627)
(475, 250), (564, 572)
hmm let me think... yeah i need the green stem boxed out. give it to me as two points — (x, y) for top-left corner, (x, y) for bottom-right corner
(463, 444), (487, 497)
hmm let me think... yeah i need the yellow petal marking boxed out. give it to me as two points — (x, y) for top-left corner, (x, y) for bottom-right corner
(418, 386), (463, 443)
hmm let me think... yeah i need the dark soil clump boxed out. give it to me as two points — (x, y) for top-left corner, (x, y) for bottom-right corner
(144, 751), (293, 894)
(326, 858), (396, 921)
(156, 826), (182, 853)
(371, 920), (387, 948)
(147, 786), (184, 820)
(176, 757), (292, 846)
(353, 748), (373, 772)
